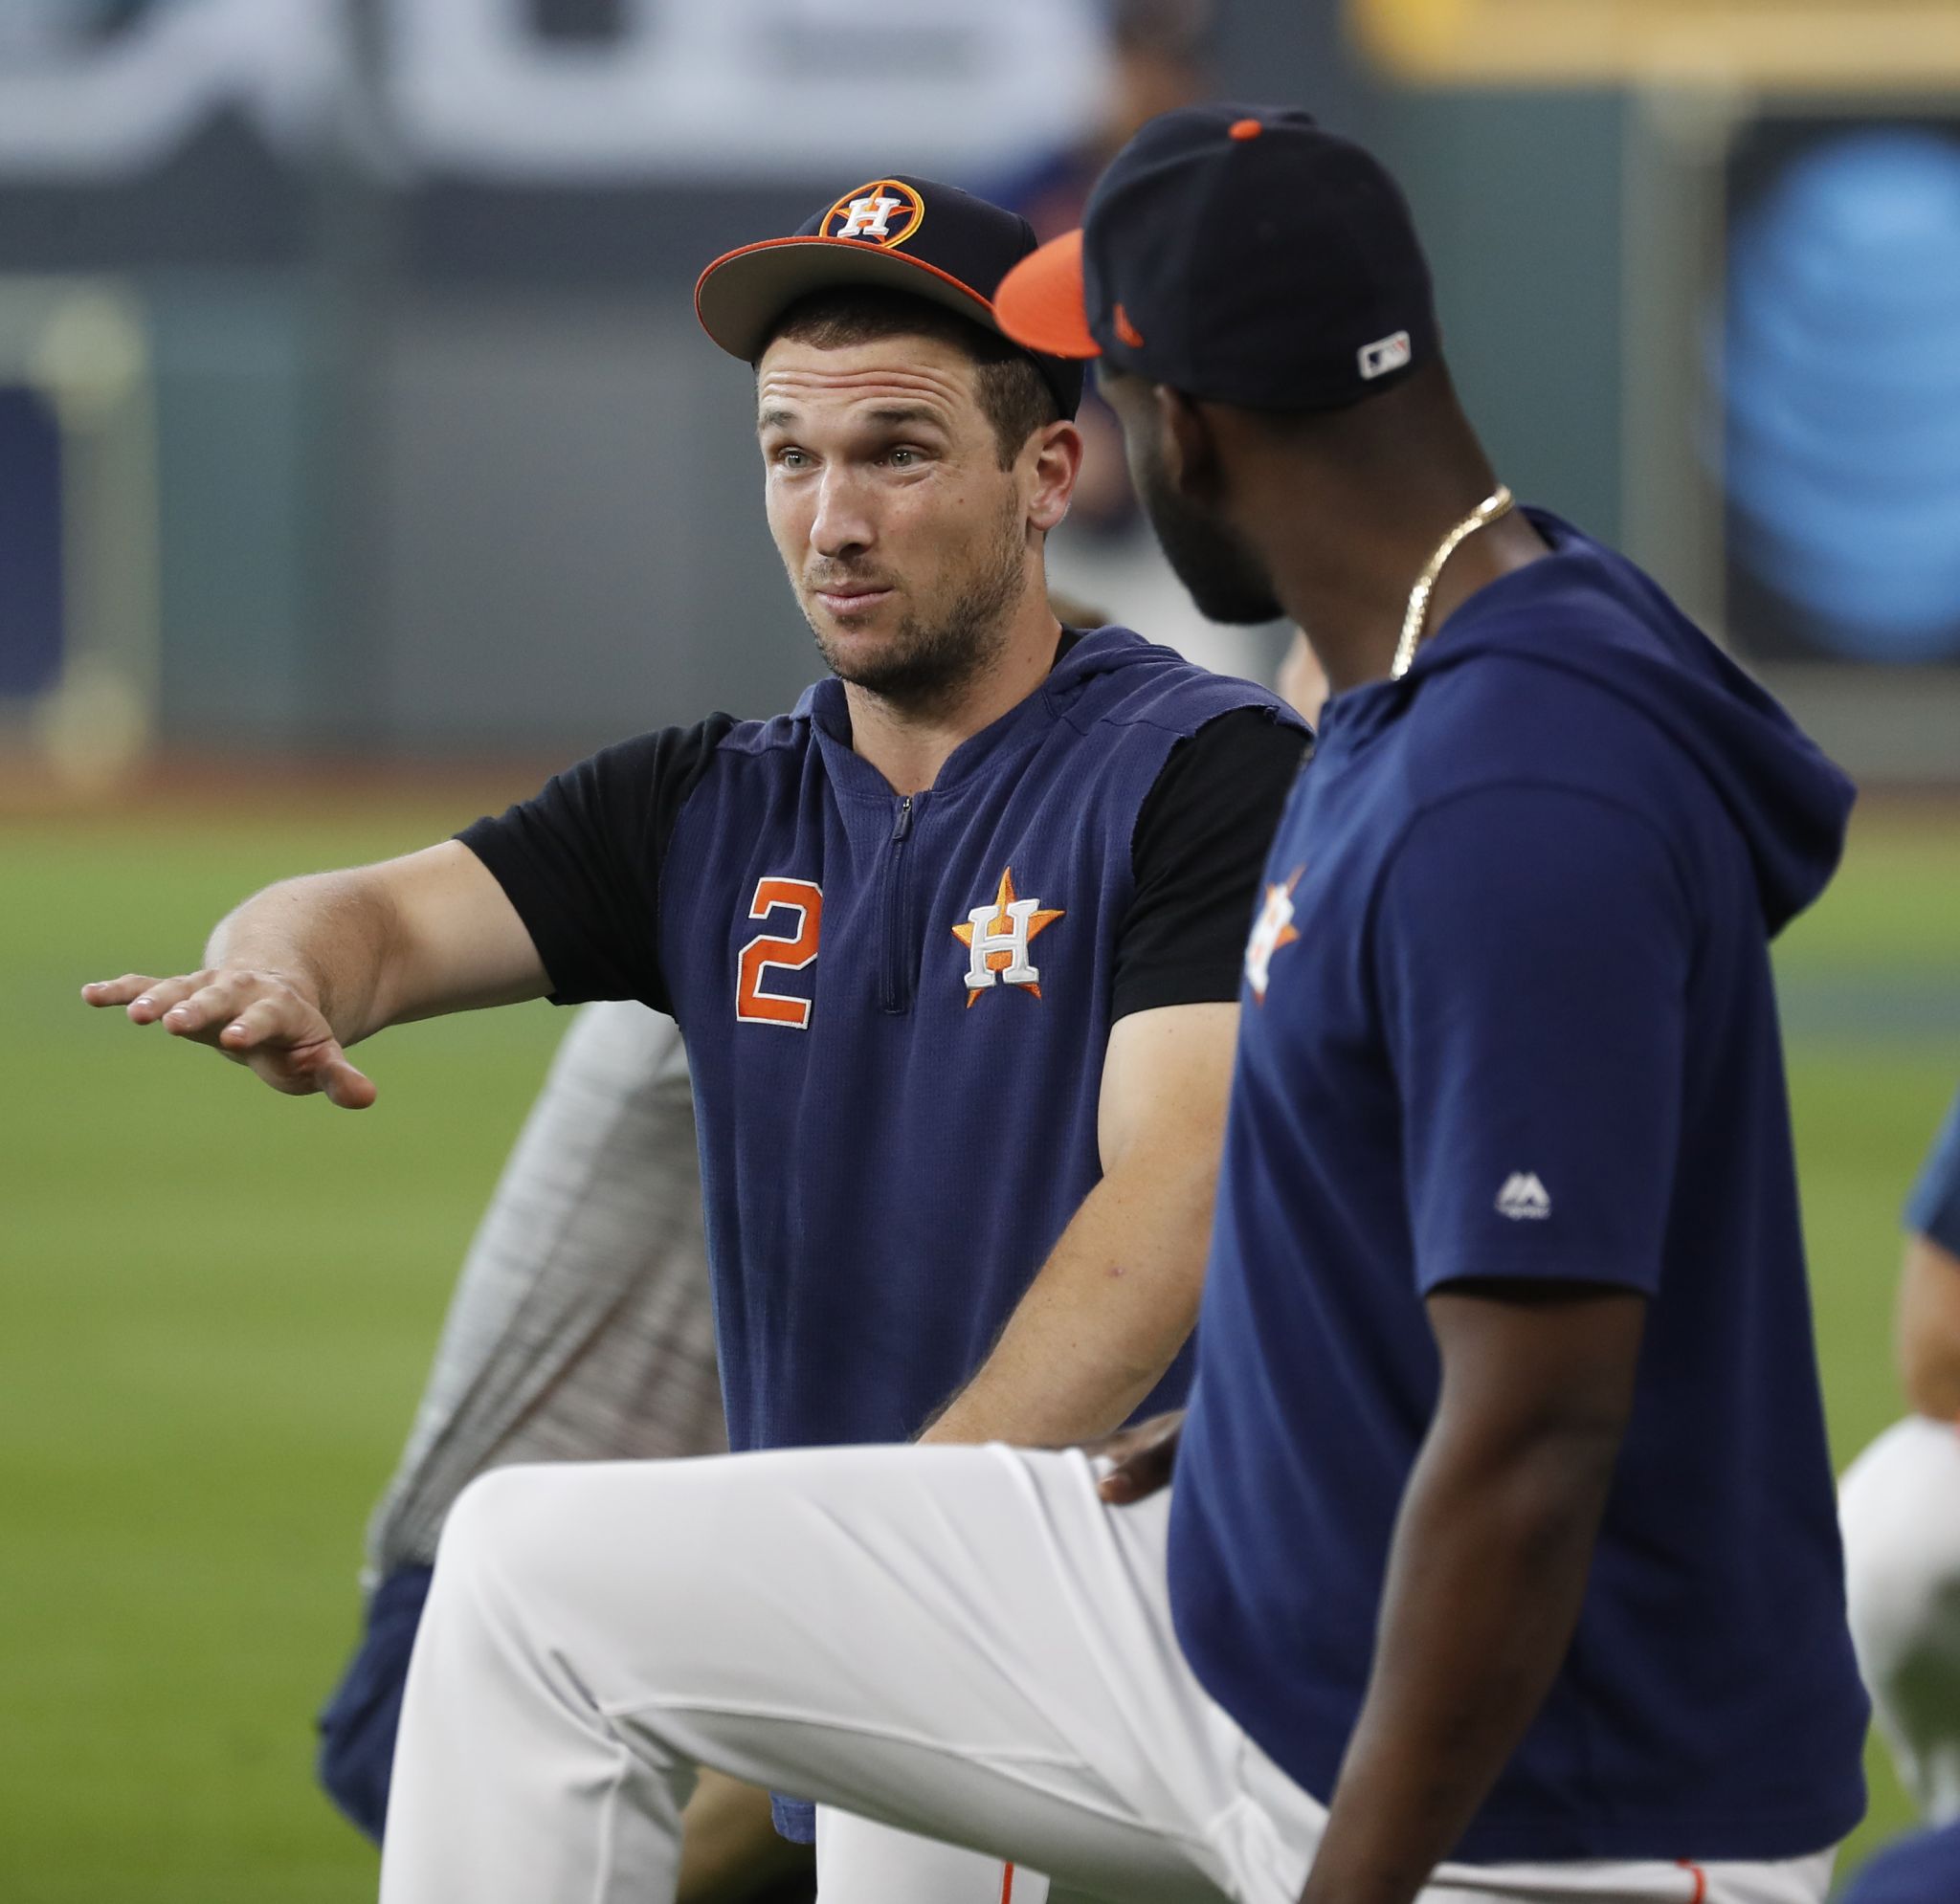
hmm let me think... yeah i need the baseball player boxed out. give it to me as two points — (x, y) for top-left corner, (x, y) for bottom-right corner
(1837, 1082), (1960, 1899)
(354, 106), (1866, 1904)
(84, 173), (1305, 1901)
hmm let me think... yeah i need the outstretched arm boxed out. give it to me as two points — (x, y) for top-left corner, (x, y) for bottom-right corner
(82, 840), (547, 1108)
(1297, 1281), (1646, 1904)
(921, 1000), (1236, 1447)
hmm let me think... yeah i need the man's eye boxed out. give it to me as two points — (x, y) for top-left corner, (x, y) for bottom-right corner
(774, 448), (809, 470)
(887, 447), (920, 467)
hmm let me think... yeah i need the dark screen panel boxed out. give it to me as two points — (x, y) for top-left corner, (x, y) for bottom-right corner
(1723, 113), (1960, 666)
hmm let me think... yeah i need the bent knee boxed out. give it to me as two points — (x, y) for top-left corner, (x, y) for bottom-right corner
(435, 1463), (593, 1585)
(1843, 1420), (1960, 1671)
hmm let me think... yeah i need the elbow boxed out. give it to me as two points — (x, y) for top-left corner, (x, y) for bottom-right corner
(1433, 1403), (1631, 1564)
(1897, 1237), (1960, 1423)
(1464, 1431), (1626, 1589)
(1504, 1414), (1627, 1520)
(1901, 1341), (1960, 1423)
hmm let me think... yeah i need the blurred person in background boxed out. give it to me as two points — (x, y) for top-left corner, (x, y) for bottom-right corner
(1274, 630), (1327, 729)
(315, 999), (811, 1902)
(993, 0), (1219, 541)
(1838, 1084), (1960, 1902)
(984, 0), (1276, 681)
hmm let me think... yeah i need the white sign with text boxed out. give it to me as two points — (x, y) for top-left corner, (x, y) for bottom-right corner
(0, 0), (1106, 182)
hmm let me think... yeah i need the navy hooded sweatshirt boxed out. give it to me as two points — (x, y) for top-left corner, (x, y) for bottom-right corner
(1169, 511), (1869, 1863)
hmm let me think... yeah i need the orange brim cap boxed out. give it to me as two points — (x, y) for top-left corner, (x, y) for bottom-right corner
(697, 235), (1002, 364)
(993, 230), (1101, 361)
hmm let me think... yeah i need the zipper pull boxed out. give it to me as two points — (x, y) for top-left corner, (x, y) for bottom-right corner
(892, 793), (914, 842)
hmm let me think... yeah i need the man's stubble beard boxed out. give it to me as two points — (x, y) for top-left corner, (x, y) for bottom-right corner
(806, 489), (1029, 718)
(1133, 447), (1284, 627)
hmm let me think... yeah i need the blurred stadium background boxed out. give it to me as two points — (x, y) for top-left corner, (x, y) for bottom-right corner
(4, 2), (1959, 1898)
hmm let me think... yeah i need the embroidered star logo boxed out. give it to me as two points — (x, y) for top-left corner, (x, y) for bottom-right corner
(1244, 868), (1303, 1004)
(822, 178), (925, 250)
(951, 867), (1065, 1007)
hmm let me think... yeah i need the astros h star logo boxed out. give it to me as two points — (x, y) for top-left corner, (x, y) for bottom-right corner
(952, 868), (1064, 1007)
(822, 178), (925, 250)
(1244, 868), (1303, 1004)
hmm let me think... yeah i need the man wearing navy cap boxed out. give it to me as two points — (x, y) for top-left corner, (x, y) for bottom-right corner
(348, 112), (1858, 1904)
(83, 173), (1305, 1902)
(999, 103), (1868, 1895)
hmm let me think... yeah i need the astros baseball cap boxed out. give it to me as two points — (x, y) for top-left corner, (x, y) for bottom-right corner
(696, 176), (1084, 419)
(995, 104), (1438, 410)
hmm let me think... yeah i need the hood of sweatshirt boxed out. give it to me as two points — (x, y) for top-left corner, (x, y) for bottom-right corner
(1321, 508), (1856, 937)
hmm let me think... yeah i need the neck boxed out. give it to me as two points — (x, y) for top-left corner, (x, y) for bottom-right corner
(1230, 376), (1550, 697)
(842, 589), (1064, 796)
(1265, 479), (1548, 699)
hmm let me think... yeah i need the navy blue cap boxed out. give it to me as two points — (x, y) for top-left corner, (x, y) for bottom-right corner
(696, 176), (1084, 419)
(995, 104), (1438, 410)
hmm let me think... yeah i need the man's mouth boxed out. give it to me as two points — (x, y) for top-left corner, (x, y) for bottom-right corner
(811, 582), (895, 618)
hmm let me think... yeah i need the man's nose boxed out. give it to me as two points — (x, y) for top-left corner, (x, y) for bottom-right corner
(810, 470), (875, 560)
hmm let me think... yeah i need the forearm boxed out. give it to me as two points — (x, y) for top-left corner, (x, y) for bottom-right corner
(205, 872), (407, 1045)
(200, 842), (542, 1043)
(89, 841), (543, 1106)
(1300, 1420), (1621, 1904)
(922, 1149), (1213, 1448)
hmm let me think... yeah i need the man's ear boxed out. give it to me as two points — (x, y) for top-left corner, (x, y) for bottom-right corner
(1025, 419), (1084, 535)
(1153, 385), (1220, 501)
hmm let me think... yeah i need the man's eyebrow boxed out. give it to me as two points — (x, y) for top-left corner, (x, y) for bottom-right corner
(861, 405), (948, 431)
(756, 401), (951, 433)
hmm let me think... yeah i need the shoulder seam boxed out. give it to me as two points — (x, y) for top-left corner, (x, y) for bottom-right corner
(713, 707), (813, 757)
(1080, 693), (1300, 743)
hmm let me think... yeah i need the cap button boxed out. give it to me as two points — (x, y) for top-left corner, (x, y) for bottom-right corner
(1229, 118), (1264, 142)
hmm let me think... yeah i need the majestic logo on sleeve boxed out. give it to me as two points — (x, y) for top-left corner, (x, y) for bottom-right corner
(822, 179), (925, 250)
(951, 868), (1063, 1007)
(1244, 869), (1303, 1004)
(1496, 1172), (1552, 1221)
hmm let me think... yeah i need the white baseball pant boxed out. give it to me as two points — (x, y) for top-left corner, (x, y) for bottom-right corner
(1840, 1413), (1960, 1826)
(815, 1806), (1049, 1902)
(379, 1441), (1836, 1904)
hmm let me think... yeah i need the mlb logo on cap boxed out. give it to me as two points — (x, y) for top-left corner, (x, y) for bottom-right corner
(1360, 330), (1413, 381)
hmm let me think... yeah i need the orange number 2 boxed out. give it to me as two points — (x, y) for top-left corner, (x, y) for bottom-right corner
(736, 877), (824, 1029)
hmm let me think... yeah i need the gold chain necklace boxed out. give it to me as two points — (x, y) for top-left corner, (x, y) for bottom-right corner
(1389, 485), (1514, 681)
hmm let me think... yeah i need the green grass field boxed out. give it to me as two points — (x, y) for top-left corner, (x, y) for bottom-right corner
(4, 793), (1957, 1901)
